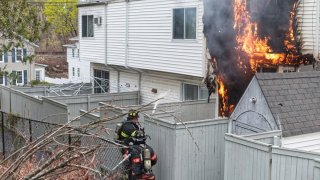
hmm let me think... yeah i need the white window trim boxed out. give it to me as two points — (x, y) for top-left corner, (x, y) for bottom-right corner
(77, 68), (80, 77)
(182, 83), (207, 101)
(15, 48), (23, 62)
(35, 70), (42, 81)
(172, 7), (198, 41)
(16, 70), (23, 85)
(82, 15), (94, 38)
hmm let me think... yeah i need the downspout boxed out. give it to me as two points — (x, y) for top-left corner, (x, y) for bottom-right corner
(316, 0), (320, 60)
(117, 70), (120, 93)
(105, 2), (108, 65)
(125, 0), (129, 67)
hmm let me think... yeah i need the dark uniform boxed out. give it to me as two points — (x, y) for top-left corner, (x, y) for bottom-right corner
(118, 110), (143, 145)
(117, 110), (157, 179)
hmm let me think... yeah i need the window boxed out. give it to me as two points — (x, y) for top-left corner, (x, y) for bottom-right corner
(82, 15), (94, 37)
(77, 49), (80, 57)
(72, 49), (75, 57)
(183, 83), (208, 101)
(173, 8), (197, 39)
(77, 68), (80, 77)
(0, 53), (3, 62)
(36, 70), (41, 81)
(72, 67), (75, 76)
(16, 49), (23, 61)
(94, 69), (109, 93)
(16, 71), (23, 84)
(0, 74), (3, 85)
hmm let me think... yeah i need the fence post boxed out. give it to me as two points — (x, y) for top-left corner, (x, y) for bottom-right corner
(29, 119), (32, 142)
(1, 112), (5, 159)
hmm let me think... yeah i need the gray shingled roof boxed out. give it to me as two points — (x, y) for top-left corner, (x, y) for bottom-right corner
(255, 72), (320, 137)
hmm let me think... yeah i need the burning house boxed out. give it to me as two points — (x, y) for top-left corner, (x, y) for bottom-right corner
(204, 0), (316, 117)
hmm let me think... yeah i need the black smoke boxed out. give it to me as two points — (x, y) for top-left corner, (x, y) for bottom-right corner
(203, 0), (298, 115)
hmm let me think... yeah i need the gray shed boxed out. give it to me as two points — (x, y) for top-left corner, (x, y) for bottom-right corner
(230, 72), (320, 137)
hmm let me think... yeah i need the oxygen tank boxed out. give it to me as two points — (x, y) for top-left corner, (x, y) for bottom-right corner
(143, 148), (152, 171)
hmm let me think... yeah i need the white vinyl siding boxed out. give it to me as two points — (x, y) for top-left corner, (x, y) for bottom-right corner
(297, 0), (320, 56)
(140, 75), (181, 104)
(79, 5), (106, 64)
(102, 0), (204, 77)
(127, 0), (204, 77)
(283, 132), (320, 153)
(106, 3), (126, 66)
(119, 72), (139, 92)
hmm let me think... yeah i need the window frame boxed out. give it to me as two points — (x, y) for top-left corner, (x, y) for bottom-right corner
(182, 83), (208, 101)
(172, 7), (197, 40)
(0, 53), (3, 63)
(15, 48), (23, 62)
(82, 15), (94, 38)
(35, 70), (41, 81)
(0, 71), (4, 85)
(16, 71), (23, 85)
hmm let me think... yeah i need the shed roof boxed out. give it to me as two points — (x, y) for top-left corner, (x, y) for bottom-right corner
(255, 72), (320, 137)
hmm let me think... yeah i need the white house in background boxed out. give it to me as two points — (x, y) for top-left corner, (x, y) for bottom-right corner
(77, 0), (209, 104)
(0, 38), (42, 86)
(63, 37), (91, 83)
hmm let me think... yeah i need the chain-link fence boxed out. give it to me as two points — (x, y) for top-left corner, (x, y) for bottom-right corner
(0, 111), (127, 178)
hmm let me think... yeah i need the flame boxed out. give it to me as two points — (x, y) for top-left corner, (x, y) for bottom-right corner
(217, 76), (235, 117)
(217, 0), (308, 117)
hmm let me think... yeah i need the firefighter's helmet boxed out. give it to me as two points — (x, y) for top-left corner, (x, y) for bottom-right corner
(128, 110), (139, 119)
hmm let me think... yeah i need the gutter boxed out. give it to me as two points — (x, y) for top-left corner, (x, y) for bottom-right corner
(125, 0), (129, 67)
(77, 2), (108, 8)
(316, 0), (320, 59)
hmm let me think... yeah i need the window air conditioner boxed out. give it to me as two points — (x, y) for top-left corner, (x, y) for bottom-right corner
(94, 17), (102, 25)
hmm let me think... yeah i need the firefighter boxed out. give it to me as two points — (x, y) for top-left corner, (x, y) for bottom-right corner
(205, 74), (216, 103)
(118, 110), (144, 145)
(116, 110), (157, 179)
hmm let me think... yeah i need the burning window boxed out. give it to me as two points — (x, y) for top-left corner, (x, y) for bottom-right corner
(173, 8), (196, 39)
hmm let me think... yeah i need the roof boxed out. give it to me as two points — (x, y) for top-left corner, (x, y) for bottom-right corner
(35, 63), (48, 67)
(255, 72), (320, 137)
(62, 44), (77, 48)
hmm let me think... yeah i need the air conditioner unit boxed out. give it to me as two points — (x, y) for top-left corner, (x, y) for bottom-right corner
(94, 17), (102, 26)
